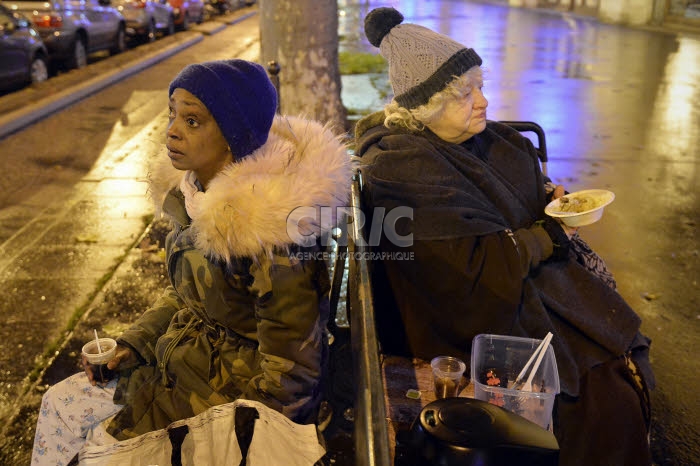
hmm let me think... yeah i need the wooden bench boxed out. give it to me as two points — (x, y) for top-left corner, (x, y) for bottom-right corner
(381, 355), (474, 464)
(334, 166), (480, 465)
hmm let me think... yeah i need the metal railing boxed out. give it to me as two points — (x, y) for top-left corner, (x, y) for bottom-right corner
(347, 169), (392, 466)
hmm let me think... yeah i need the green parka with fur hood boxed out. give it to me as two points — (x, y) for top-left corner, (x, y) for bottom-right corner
(106, 115), (351, 440)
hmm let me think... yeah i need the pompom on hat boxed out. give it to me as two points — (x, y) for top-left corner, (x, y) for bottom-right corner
(364, 7), (482, 110)
(169, 59), (278, 159)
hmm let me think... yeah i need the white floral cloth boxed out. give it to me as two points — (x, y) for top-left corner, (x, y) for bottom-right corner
(31, 372), (122, 466)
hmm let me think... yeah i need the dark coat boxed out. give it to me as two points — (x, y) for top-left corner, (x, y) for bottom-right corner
(354, 112), (653, 398)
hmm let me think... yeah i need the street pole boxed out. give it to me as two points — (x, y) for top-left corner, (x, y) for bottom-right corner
(267, 60), (281, 114)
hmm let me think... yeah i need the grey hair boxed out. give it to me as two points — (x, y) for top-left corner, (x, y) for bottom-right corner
(384, 66), (484, 133)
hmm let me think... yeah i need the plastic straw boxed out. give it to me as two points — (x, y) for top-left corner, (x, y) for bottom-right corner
(522, 332), (553, 392)
(94, 329), (102, 354)
(509, 332), (553, 389)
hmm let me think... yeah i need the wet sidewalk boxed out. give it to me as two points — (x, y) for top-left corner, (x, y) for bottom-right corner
(0, 107), (168, 464)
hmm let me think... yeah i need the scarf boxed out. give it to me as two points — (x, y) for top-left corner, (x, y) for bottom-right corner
(179, 170), (206, 220)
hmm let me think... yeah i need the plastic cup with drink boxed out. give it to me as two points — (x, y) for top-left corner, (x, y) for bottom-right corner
(431, 355), (466, 399)
(82, 336), (118, 384)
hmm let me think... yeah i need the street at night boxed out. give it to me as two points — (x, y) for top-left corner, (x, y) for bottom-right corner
(0, 1), (698, 464)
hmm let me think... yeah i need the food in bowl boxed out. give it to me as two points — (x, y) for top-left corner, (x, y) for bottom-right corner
(544, 189), (615, 227)
(554, 194), (602, 213)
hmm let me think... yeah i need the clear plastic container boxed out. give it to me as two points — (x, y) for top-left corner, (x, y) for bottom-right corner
(470, 333), (560, 430)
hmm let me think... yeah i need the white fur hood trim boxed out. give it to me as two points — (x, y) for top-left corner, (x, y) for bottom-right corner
(149, 115), (351, 261)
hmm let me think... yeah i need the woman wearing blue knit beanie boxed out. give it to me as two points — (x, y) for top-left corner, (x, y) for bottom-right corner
(31, 59), (351, 465)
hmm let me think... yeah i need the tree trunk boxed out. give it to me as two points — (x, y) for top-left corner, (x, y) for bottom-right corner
(259, 0), (347, 133)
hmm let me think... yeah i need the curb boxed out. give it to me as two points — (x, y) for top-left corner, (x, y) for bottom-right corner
(0, 34), (203, 140)
(0, 220), (159, 459)
(207, 10), (258, 32)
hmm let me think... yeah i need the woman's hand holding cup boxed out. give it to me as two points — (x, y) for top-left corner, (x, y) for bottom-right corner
(81, 337), (118, 386)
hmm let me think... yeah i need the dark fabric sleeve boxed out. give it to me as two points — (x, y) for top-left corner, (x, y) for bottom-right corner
(374, 231), (526, 361)
(511, 224), (554, 275)
(117, 285), (184, 365)
(538, 216), (571, 261)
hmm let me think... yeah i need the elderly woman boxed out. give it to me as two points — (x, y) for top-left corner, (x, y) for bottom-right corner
(31, 59), (351, 465)
(354, 7), (654, 466)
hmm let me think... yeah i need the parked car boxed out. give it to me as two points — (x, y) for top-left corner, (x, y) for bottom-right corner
(204, 0), (227, 16)
(204, 0), (247, 17)
(0, 3), (49, 91)
(167, 0), (203, 31)
(0, 0), (127, 70)
(112, 0), (175, 42)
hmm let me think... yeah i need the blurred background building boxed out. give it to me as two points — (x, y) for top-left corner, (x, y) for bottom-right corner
(507, 0), (700, 31)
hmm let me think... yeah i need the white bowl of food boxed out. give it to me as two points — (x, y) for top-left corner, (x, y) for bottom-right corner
(544, 189), (615, 227)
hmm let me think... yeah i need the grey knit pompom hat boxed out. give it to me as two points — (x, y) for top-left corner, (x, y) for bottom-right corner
(364, 7), (482, 110)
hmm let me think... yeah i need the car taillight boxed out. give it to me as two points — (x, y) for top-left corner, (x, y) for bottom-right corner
(33, 14), (63, 28)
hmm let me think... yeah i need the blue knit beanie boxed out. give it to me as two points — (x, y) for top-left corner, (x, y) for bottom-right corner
(169, 59), (278, 159)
